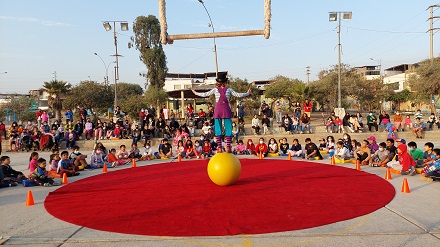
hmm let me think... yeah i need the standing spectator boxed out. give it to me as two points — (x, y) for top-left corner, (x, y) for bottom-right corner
(393, 111), (404, 132)
(237, 101), (245, 119)
(64, 109), (73, 124)
(0, 120), (6, 140)
(41, 111), (49, 126)
(161, 104), (170, 122)
(294, 101), (301, 119)
(114, 106), (124, 126)
(47, 106), (55, 125)
(303, 99), (312, 118)
(139, 108), (147, 132)
(148, 104), (156, 118)
(35, 109), (43, 127)
(78, 107), (87, 125)
(274, 100), (283, 124)
(366, 111), (378, 132)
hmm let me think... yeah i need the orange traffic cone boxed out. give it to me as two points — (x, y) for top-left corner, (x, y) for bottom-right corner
(356, 160), (361, 171)
(401, 178), (410, 193)
(287, 153), (292, 161)
(62, 173), (68, 184)
(102, 163), (108, 173)
(330, 156), (335, 165)
(132, 159), (137, 168)
(26, 190), (35, 206)
(385, 168), (392, 180)
(178, 154), (182, 162)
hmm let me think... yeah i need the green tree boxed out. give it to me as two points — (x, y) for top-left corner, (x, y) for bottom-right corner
(264, 75), (307, 111)
(5, 96), (34, 121)
(229, 77), (259, 116)
(408, 57), (440, 112)
(116, 82), (144, 102)
(63, 81), (113, 112)
(42, 80), (71, 120)
(144, 86), (169, 117)
(118, 95), (149, 120)
(131, 15), (168, 88)
(387, 89), (412, 111)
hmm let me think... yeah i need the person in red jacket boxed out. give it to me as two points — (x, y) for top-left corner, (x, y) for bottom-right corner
(397, 144), (416, 175)
(303, 99), (313, 118)
(245, 138), (256, 155)
(254, 137), (268, 157)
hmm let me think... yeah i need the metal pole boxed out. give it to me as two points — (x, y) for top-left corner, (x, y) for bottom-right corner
(113, 21), (118, 110)
(430, 6), (434, 62)
(337, 13), (342, 109)
(199, 1), (218, 77)
(94, 53), (108, 85)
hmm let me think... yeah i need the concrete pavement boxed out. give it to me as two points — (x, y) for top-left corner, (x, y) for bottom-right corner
(0, 143), (439, 247)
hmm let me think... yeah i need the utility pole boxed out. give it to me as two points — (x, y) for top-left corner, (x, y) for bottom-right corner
(306, 66), (310, 86)
(53, 71), (57, 81)
(428, 5), (440, 63)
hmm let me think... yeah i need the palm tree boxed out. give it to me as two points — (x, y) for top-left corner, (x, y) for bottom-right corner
(42, 80), (71, 121)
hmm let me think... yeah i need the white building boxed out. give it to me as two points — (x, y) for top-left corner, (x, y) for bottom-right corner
(383, 64), (418, 92)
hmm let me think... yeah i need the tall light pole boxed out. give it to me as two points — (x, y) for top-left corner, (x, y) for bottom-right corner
(329, 11), (352, 109)
(94, 52), (115, 85)
(102, 21), (129, 110)
(428, 5), (440, 62)
(198, 0), (219, 77)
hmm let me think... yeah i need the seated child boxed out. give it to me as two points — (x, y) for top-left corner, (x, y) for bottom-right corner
(421, 148), (440, 180)
(116, 145), (130, 164)
(1, 156), (25, 182)
(245, 139), (256, 155)
(233, 140), (246, 155)
(28, 151), (39, 174)
(90, 147), (109, 169)
(49, 148), (60, 171)
(354, 140), (371, 165)
(0, 164), (18, 188)
(396, 144), (416, 175)
(326, 136), (335, 153)
(175, 140), (186, 158)
(201, 139), (213, 158)
(279, 138), (289, 156)
(334, 141), (350, 160)
(304, 138), (323, 160)
(408, 141), (424, 168)
(128, 143), (142, 159)
(194, 140), (202, 155)
(108, 148), (126, 167)
(370, 142), (389, 167)
(287, 138), (303, 158)
(318, 138), (327, 151)
(58, 151), (79, 177)
(185, 140), (199, 159)
(30, 158), (56, 187)
(267, 138), (279, 156)
(158, 138), (173, 159)
(141, 142), (154, 160)
(69, 146), (88, 170)
(254, 137), (268, 157)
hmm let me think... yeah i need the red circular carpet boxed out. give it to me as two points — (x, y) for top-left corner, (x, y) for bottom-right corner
(45, 159), (395, 237)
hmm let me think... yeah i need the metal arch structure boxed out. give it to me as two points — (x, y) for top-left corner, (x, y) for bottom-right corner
(158, 0), (271, 44)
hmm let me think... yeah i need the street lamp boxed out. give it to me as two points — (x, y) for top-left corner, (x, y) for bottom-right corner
(329, 11), (352, 109)
(102, 20), (129, 110)
(94, 52), (115, 85)
(198, 0), (219, 77)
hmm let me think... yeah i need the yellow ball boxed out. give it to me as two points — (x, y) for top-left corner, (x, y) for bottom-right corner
(207, 153), (242, 186)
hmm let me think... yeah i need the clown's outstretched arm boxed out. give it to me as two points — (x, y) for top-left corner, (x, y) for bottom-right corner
(191, 88), (216, 98)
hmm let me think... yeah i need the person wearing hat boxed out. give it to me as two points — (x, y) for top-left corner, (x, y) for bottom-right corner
(192, 74), (251, 153)
(367, 136), (379, 153)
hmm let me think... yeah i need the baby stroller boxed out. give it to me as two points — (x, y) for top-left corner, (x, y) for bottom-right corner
(39, 133), (55, 151)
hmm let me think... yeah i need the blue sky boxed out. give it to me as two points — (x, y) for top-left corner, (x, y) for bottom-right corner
(0, 0), (438, 93)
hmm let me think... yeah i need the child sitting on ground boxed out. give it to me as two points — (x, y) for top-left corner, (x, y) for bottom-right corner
(58, 151), (79, 177)
(318, 138), (327, 151)
(287, 138), (303, 158)
(28, 151), (39, 174)
(108, 148), (126, 167)
(233, 140), (246, 155)
(128, 143), (142, 160)
(141, 142), (154, 160)
(200, 139), (213, 158)
(254, 137), (268, 157)
(334, 141), (350, 161)
(49, 148), (60, 171)
(185, 140), (199, 159)
(304, 138), (323, 160)
(194, 140), (202, 155)
(279, 138), (289, 156)
(245, 139), (256, 155)
(1, 156), (25, 182)
(90, 147), (108, 169)
(267, 138), (279, 156)
(420, 148), (440, 181)
(408, 141), (424, 168)
(116, 145), (130, 164)
(397, 144), (416, 175)
(69, 146), (88, 170)
(370, 142), (389, 167)
(175, 140), (186, 159)
(0, 163), (18, 188)
(30, 158), (57, 187)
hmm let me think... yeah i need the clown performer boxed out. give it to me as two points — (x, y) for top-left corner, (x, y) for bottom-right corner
(192, 74), (251, 153)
